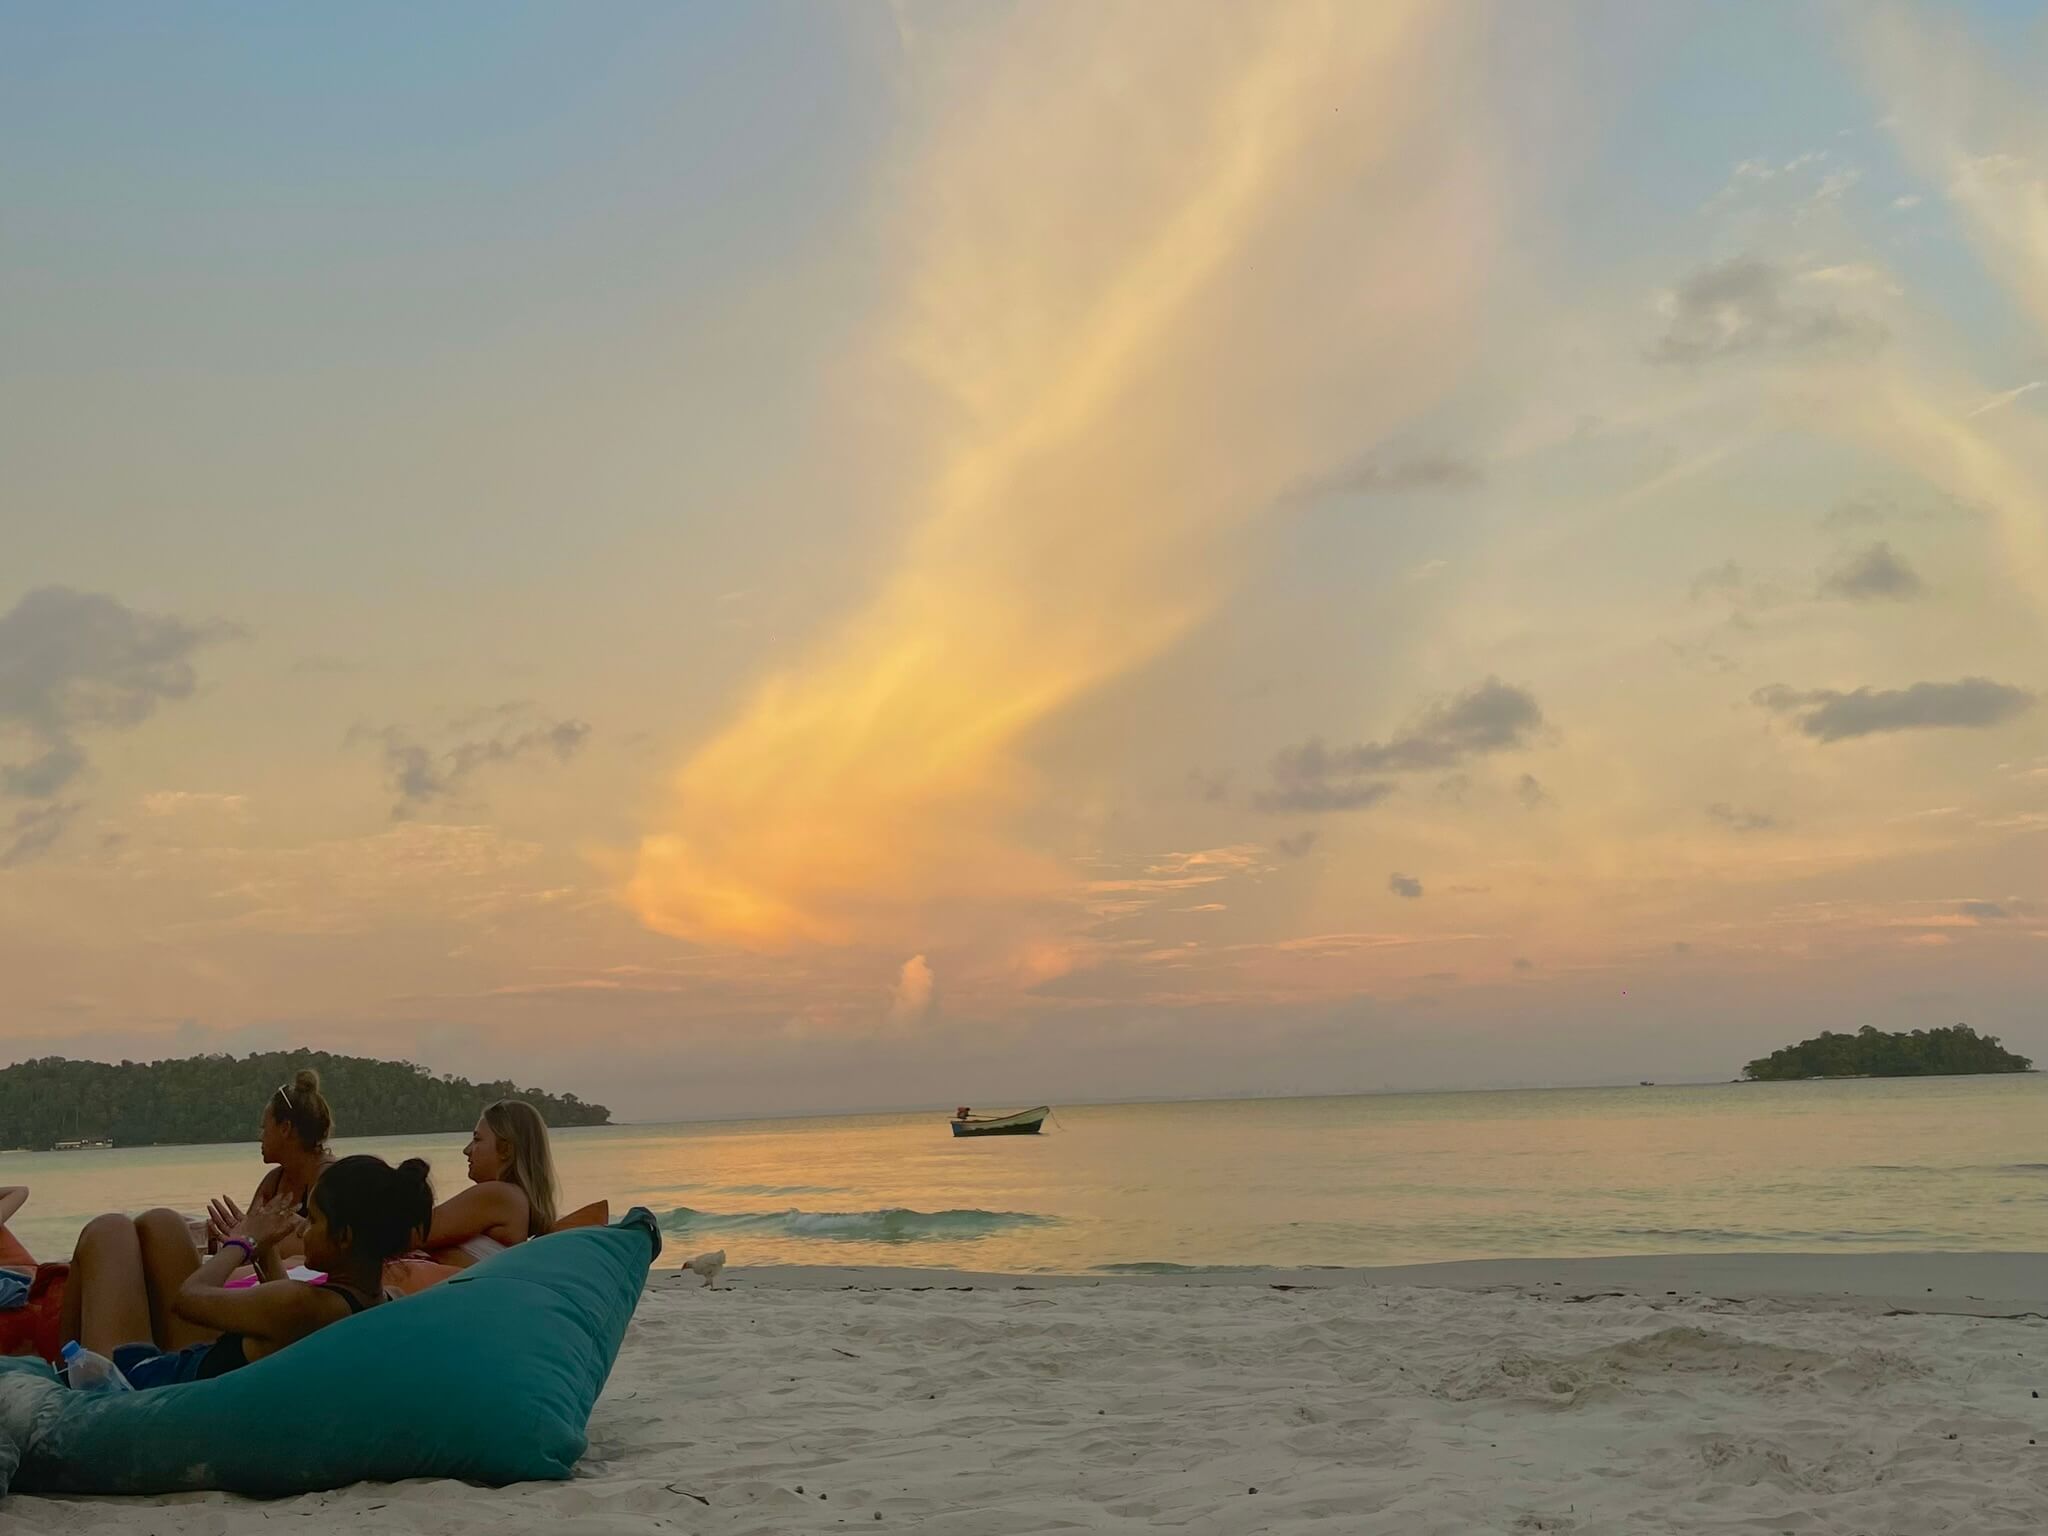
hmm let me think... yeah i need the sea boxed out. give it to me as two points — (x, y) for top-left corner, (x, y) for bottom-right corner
(6, 1075), (2047, 1273)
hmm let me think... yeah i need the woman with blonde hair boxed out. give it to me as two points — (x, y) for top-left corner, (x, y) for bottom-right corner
(419, 1098), (560, 1268)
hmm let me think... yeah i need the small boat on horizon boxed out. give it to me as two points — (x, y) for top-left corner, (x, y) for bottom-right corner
(949, 1105), (1049, 1138)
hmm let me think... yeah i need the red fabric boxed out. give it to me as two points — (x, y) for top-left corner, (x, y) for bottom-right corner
(0, 1262), (68, 1363)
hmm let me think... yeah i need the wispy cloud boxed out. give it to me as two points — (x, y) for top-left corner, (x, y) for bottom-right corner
(1753, 677), (2034, 741)
(1689, 559), (1748, 602)
(1859, 11), (2048, 340)
(1284, 451), (1482, 505)
(627, 4), (1496, 951)
(1849, 10), (2048, 624)
(353, 713), (590, 820)
(1967, 381), (2042, 418)
(1648, 257), (1886, 366)
(1258, 679), (1543, 813)
(1819, 541), (1925, 601)
(2, 801), (81, 869)
(141, 791), (249, 818)
(1705, 802), (1778, 833)
(1957, 899), (2022, 921)
(0, 586), (240, 804)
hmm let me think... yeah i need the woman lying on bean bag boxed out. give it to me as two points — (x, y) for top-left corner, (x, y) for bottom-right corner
(55, 1072), (339, 1353)
(70, 1155), (432, 1388)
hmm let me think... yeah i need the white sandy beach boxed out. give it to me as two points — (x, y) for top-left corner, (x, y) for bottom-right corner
(8, 1253), (2048, 1534)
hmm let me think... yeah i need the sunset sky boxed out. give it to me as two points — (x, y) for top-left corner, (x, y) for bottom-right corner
(3, 3), (2044, 1121)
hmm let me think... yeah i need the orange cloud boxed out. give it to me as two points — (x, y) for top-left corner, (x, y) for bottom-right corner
(627, 4), (1493, 952)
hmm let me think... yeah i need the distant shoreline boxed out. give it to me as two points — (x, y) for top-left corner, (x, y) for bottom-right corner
(575, 1069), (2047, 1130)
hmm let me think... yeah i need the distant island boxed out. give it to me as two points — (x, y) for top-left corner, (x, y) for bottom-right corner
(1743, 1024), (2033, 1082)
(0, 1050), (610, 1150)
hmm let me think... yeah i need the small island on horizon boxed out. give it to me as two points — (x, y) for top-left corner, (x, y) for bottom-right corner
(1743, 1023), (2033, 1082)
(0, 1049), (610, 1151)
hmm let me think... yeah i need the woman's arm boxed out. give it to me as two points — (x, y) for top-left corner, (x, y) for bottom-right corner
(0, 1187), (25, 1228)
(423, 1182), (527, 1250)
(252, 1243), (288, 1283)
(176, 1195), (334, 1346)
(175, 1265), (332, 1344)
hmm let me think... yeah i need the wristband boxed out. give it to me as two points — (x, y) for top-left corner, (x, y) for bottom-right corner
(220, 1237), (256, 1264)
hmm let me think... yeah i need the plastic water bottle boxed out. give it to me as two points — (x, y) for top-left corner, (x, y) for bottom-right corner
(60, 1340), (133, 1393)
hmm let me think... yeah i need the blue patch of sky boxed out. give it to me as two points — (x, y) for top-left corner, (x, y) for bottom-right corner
(0, 3), (904, 600)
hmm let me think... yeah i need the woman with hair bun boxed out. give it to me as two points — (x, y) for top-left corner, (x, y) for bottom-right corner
(71, 1155), (434, 1387)
(249, 1069), (337, 1223)
(59, 1069), (340, 1354)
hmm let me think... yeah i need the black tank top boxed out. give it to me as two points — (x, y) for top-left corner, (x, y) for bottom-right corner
(197, 1281), (377, 1380)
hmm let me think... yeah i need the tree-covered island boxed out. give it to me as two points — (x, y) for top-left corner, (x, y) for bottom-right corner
(0, 1050), (610, 1150)
(1743, 1024), (2033, 1081)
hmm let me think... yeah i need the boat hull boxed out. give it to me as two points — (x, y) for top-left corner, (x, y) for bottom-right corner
(949, 1106), (1048, 1137)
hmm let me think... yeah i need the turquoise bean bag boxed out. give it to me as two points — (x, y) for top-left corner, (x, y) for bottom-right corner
(0, 1207), (658, 1497)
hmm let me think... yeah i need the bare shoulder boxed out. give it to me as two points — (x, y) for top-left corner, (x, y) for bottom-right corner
(481, 1179), (532, 1220)
(262, 1278), (355, 1346)
(473, 1179), (533, 1239)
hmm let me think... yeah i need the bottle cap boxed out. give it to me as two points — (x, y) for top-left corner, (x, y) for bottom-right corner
(60, 1340), (81, 1362)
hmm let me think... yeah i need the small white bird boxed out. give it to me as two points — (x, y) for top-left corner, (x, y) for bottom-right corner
(684, 1249), (726, 1289)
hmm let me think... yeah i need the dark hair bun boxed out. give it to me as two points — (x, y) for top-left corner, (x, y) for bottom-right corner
(314, 1154), (436, 1265)
(274, 1067), (335, 1151)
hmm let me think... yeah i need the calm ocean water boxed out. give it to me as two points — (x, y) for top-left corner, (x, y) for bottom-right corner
(6, 1076), (2047, 1272)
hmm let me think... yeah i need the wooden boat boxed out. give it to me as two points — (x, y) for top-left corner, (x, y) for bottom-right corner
(949, 1105), (1048, 1138)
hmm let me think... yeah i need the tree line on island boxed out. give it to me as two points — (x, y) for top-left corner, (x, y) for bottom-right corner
(1743, 1024), (2032, 1081)
(0, 1050), (610, 1150)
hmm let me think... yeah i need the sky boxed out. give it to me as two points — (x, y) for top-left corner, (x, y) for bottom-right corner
(2, 2), (2045, 1123)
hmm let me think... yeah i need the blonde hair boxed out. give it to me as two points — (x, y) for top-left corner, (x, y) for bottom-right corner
(482, 1098), (558, 1237)
(273, 1069), (334, 1152)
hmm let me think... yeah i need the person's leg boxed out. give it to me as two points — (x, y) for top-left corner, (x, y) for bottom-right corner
(67, 1214), (154, 1357)
(135, 1206), (213, 1349)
